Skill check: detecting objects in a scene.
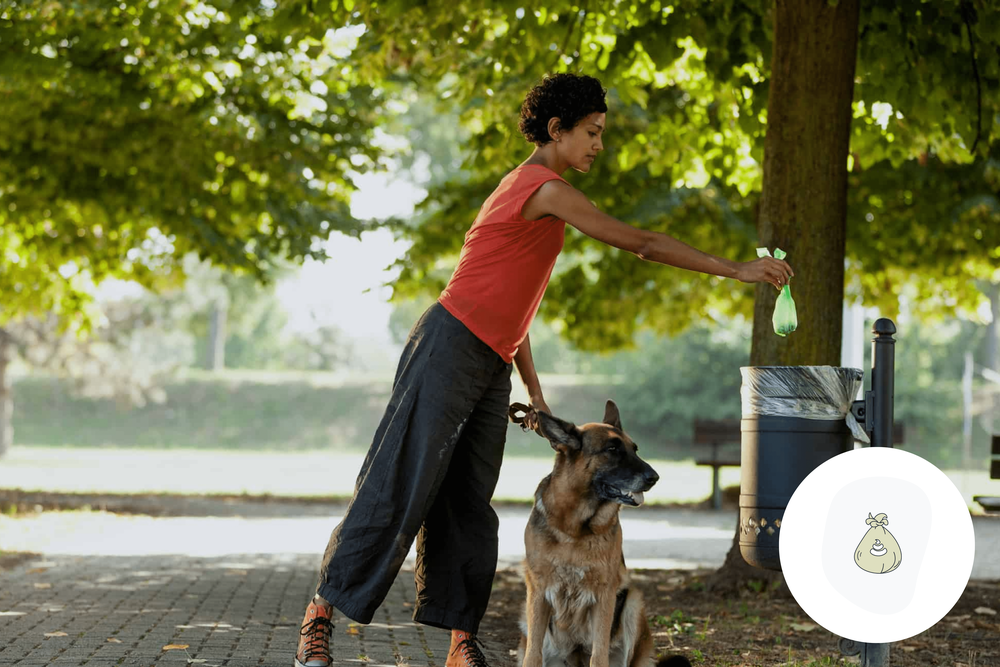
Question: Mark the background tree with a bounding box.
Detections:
[0,297,192,456]
[0,0,392,453]
[0,2,387,320]
[282,318,355,372]
[274,0,1000,345]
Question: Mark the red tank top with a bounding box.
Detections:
[438,164,568,363]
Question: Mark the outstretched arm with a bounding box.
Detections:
[523,180,794,289]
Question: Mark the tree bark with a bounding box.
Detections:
[708,0,860,594]
[0,330,13,459]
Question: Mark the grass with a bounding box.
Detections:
[10,370,670,458]
[13,371,393,452]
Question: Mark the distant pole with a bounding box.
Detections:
[841,301,865,392]
[963,351,974,471]
[0,331,12,458]
[988,284,999,436]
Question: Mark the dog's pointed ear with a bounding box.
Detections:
[603,400,623,431]
[537,412,582,453]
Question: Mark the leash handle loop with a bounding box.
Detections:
[508,402,531,430]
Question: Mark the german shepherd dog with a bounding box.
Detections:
[511,401,690,667]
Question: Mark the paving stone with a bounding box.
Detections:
[0,555,509,667]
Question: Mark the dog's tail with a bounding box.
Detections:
[656,656,692,667]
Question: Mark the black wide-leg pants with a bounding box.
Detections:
[317,302,512,634]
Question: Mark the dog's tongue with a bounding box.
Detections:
[629,491,644,506]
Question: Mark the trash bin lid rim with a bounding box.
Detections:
[740,415,854,433]
[740,365,864,372]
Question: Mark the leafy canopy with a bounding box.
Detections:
[295,0,1000,349]
[0,0,385,324]
[4,1,998,348]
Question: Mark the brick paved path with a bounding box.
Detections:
[0,554,510,667]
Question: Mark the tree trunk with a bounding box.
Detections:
[0,330,13,459]
[986,282,999,437]
[206,300,228,371]
[707,0,860,595]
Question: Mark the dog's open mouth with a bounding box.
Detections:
[597,483,645,506]
[624,491,644,506]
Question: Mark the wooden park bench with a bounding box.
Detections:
[973,435,1000,513]
[693,418,906,510]
[693,419,741,510]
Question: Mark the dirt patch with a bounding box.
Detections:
[0,489,356,518]
[478,568,1000,667]
[0,552,40,571]
[0,488,730,517]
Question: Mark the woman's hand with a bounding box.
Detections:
[735,257,795,290]
[523,396,551,433]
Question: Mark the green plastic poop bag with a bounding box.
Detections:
[757,247,798,336]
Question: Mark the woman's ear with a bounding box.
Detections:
[546,117,563,143]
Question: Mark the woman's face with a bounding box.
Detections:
[556,112,605,173]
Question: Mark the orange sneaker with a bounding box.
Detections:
[294,597,334,667]
[446,631,490,667]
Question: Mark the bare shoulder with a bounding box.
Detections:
[522,179,581,222]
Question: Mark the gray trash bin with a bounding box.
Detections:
[738,366,867,571]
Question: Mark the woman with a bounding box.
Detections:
[295,72,793,667]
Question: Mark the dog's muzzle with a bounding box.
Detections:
[596,467,659,507]
[596,483,647,507]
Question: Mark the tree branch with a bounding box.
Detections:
[959,0,982,154]
[552,3,587,70]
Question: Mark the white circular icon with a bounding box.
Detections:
[779,447,975,643]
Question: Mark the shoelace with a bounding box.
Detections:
[451,635,489,667]
[299,615,334,662]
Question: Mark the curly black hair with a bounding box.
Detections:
[518,73,608,145]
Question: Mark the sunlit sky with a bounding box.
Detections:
[93,169,427,349]
[274,170,425,345]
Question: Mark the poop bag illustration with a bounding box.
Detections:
[854,512,902,574]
